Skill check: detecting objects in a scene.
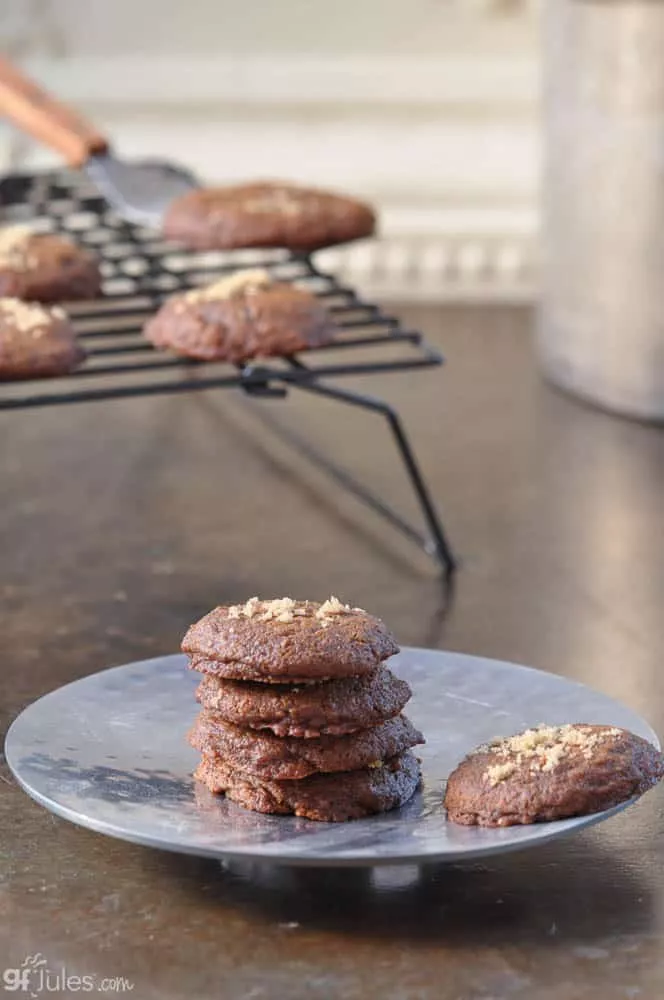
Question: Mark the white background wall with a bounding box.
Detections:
[0,0,540,301]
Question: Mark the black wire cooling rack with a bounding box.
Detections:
[0,166,455,574]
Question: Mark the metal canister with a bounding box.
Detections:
[538,0,664,421]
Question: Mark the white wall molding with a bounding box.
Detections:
[318,234,537,303]
[20,53,537,111]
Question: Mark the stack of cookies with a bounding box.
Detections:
[183,597,424,822]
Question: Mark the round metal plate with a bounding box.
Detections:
[5,649,659,867]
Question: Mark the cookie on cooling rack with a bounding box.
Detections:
[182,596,400,682]
[194,749,421,822]
[144,269,336,363]
[0,225,101,303]
[0,297,85,381]
[162,180,376,252]
[195,665,412,738]
[444,723,664,828]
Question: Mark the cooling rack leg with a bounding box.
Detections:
[291,381,456,577]
[382,402,457,576]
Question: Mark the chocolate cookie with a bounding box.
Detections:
[0,297,85,381]
[189,710,423,780]
[144,269,335,363]
[444,723,664,828]
[195,666,411,738]
[0,225,101,303]
[183,597,400,682]
[194,750,421,821]
[163,181,376,252]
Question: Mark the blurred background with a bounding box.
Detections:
[0,0,538,302]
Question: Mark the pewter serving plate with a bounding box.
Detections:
[5,649,659,867]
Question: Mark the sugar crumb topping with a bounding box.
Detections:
[316,596,350,619]
[0,296,65,334]
[482,724,624,784]
[185,269,272,303]
[243,189,302,216]
[486,761,516,786]
[226,595,364,626]
[0,224,34,267]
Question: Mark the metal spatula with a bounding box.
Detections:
[0,56,198,228]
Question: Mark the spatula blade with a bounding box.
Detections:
[85,154,198,230]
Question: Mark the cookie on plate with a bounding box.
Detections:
[194,749,421,822]
[163,181,376,252]
[182,596,400,682]
[0,225,101,303]
[0,297,85,381]
[195,665,411,738]
[444,723,664,828]
[189,710,423,781]
[144,269,336,363]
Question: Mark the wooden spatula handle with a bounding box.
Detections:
[0,57,108,167]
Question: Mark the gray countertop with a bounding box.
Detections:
[2,304,664,999]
